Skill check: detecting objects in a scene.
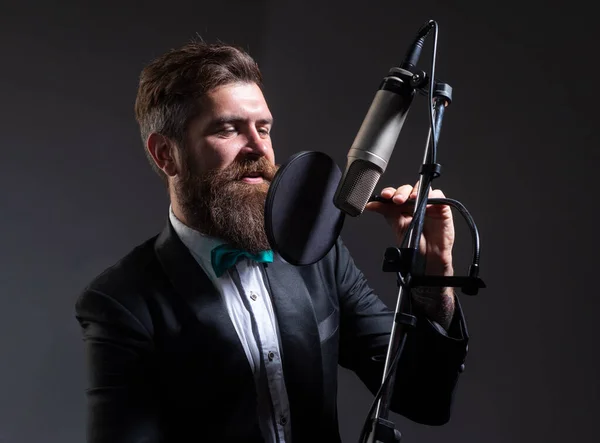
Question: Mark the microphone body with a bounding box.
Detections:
[333,72,416,216]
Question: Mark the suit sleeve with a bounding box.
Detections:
[75,288,162,443]
[334,239,468,425]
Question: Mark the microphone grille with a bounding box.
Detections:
[335,159,382,217]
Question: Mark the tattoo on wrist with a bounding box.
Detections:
[411,287,455,330]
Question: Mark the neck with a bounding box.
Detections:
[169,196,203,234]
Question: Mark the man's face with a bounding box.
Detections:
[172,82,279,253]
[184,81,276,175]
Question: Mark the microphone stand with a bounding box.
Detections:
[364,80,484,442]
[363,82,451,443]
[358,20,485,443]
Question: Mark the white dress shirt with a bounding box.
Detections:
[169,207,292,443]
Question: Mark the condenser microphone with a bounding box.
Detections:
[332,73,415,216]
[333,22,433,217]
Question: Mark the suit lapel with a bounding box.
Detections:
[155,220,324,437]
[153,221,255,386]
[263,256,324,439]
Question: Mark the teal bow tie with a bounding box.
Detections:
[211,244,274,278]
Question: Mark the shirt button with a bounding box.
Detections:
[249,291,258,301]
[268,351,276,361]
[279,415,287,425]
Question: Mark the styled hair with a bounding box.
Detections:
[134,41,263,181]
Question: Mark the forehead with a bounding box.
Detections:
[202,82,271,118]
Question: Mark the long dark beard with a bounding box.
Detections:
[174,155,278,254]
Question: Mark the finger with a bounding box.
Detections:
[429,188,446,198]
[427,189,448,209]
[378,187,398,199]
[364,200,412,219]
[391,184,414,204]
[425,188,444,209]
[409,180,421,200]
[425,188,453,218]
[364,200,386,213]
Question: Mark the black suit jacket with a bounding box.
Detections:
[75,220,469,442]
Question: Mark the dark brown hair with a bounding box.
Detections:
[134,41,263,181]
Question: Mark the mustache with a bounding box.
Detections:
[217,157,279,182]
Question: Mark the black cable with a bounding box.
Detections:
[398,197,481,267]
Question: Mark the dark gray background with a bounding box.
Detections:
[1,0,598,442]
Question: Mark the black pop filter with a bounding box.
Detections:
[265,151,345,265]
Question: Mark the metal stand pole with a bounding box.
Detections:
[364,86,452,443]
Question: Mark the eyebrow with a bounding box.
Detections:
[212,116,274,126]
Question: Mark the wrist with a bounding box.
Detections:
[412,286,455,330]
[426,259,454,277]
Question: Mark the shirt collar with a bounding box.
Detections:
[168,205,225,283]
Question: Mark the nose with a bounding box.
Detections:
[242,128,267,157]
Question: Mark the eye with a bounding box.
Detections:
[217,126,237,137]
[258,127,271,136]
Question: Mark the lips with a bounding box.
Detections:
[240,172,264,183]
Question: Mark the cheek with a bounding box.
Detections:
[211,151,236,170]
[198,141,239,171]
[265,141,276,163]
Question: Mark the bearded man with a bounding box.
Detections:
[75,41,469,443]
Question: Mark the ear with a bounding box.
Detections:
[147,133,178,177]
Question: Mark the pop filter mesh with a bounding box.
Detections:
[264,151,345,266]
